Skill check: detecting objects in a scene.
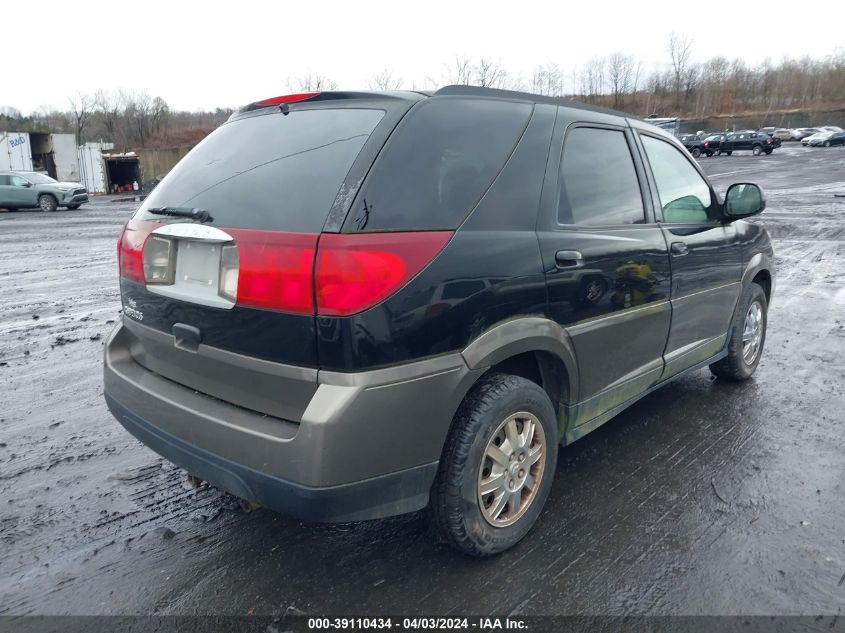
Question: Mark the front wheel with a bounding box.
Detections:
[710,283,767,381]
[432,373,558,557]
[39,195,58,212]
[765,148,773,155]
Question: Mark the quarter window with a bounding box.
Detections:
[558,127,645,226]
[641,135,716,224]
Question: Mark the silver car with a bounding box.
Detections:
[0,171,88,211]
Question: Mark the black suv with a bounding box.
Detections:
[722,131,776,155]
[678,133,705,158]
[104,86,774,556]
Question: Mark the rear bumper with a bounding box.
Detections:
[103,322,482,522]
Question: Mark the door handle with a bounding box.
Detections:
[555,250,584,268]
[670,242,689,256]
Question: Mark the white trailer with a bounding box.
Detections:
[0,132,34,171]
[51,134,81,182]
[77,144,107,194]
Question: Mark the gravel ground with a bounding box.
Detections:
[0,143,843,616]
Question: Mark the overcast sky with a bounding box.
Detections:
[4,0,843,113]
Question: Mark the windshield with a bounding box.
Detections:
[136,108,385,232]
[24,173,57,184]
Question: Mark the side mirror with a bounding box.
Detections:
[724,182,765,219]
[20,181,32,187]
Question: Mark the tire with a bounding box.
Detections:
[824,141,831,147]
[38,195,58,212]
[710,283,767,382]
[716,150,722,156]
[725,151,732,156]
[432,373,558,557]
[705,151,713,157]
[691,147,701,158]
[765,148,773,155]
[67,204,80,210]
[752,145,762,156]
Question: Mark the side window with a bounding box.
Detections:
[641,135,716,224]
[558,127,645,226]
[9,175,27,186]
[347,98,532,232]
[0,176,10,186]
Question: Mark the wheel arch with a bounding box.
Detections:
[460,317,579,414]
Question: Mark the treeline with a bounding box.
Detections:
[2,41,843,150]
[0,90,233,150]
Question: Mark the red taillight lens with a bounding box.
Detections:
[704,141,709,148]
[226,229,318,314]
[315,232,452,317]
[254,92,319,106]
[118,219,155,284]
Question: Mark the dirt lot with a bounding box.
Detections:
[1,143,844,617]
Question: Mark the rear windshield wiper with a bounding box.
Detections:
[147,206,213,223]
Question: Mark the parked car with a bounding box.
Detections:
[802,131,834,146]
[0,171,88,211]
[808,131,845,147]
[702,133,727,156]
[820,125,844,133]
[792,127,820,140]
[679,133,705,157]
[757,126,776,136]
[103,86,774,556]
[770,128,794,141]
[722,132,775,155]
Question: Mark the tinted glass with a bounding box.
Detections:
[558,127,645,226]
[641,135,716,224]
[9,175,28,186]
[345,98,532,231]
[0,176,10,186]
[135,108,384,231]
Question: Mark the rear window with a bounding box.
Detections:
[344,98,532,232]
[136,108,384,231]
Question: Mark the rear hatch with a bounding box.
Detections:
[117,93,417,421]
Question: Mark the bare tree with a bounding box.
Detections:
[607,52,636,108]
[530,64,563,97]
[94,90,123,144]
[287,73,338,92]
[579,57,606,104]
[474,58,508,88]
[369,68,402,90]
[68,92,95,143]
[669,32,693,109]
[447,56,473,85]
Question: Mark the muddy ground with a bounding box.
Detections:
[1,143,843,617]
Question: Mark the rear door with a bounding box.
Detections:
[634,129,743,378]
[117,98,410,421]
[4,174,36,207]
[537,118,672,427]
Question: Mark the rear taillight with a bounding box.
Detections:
[117,220,155,284]
[226,229,319,314]
[118,221,451,317]
[704,141,709,148]
[315,232,452,316]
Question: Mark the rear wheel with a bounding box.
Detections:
[710,283,767,381]
[691,147,701,158]
[752,145,762,156]
[824,141,831,147]
[38,195,57,212]
[432,373,558,557]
